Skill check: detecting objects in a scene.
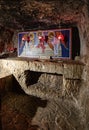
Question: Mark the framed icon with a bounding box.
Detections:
[18,28,72,59]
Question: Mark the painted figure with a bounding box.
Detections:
[58,32,69,57]
[37,32,46,53]
[51,32,61,56]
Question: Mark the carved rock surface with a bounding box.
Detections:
[0,0,89,130]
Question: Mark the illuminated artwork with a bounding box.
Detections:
[18,28,72,59]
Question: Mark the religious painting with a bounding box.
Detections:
[18,28,72,59]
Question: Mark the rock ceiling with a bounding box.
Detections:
[0,0,87,30]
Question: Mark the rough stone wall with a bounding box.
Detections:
[0,59,85,130]
[77,2,89,130]
[0,73,86,130]
[0,0,89,130]
[0,0,83,29]
[0,0,88,51]
[0,75,47,130]
[0,27,14,52]
[0,59,84,99]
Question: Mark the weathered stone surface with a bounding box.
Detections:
[0,0,89,130]
[63,64,84,79]
[62,78,81,97]
[0,58,84,99]
[0,0,84,30]
[0,58,85,130]
[0,58,84,78]
[32,99,86,130]
[0,79,87,130]
[0,0,88,59]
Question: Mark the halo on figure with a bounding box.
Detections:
[48,31,55,50]
[48,31,55,39]
[29,32,34,41]
[37,31,43,37]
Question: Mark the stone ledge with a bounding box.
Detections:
[0,58,84,79]
[0,58,85,99]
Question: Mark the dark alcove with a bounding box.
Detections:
[72,27,80,60]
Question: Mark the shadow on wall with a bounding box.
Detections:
[24,70,42,86]
[12,76,48,116]
[72,27,80,60]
